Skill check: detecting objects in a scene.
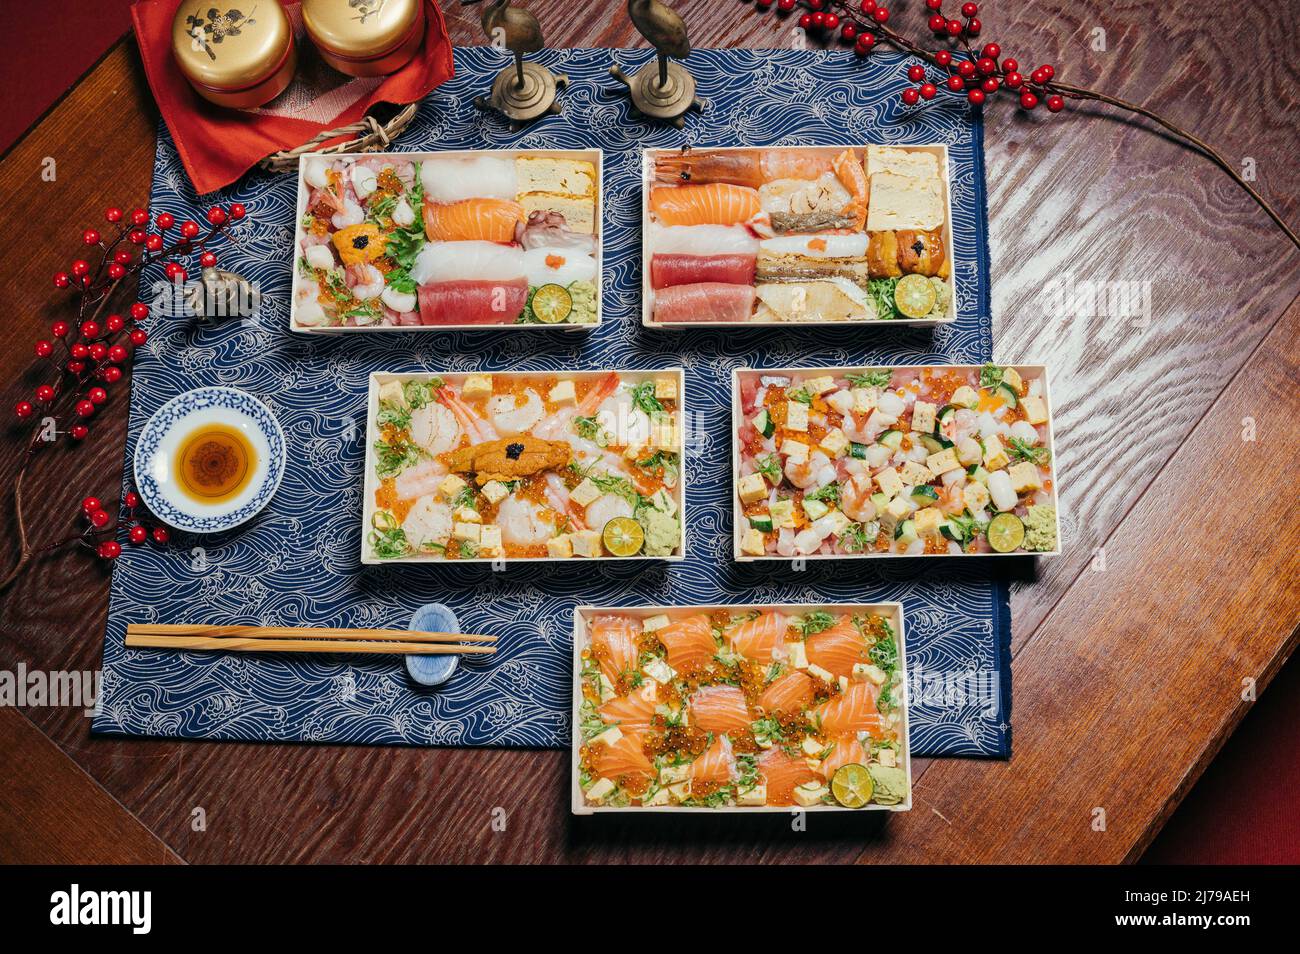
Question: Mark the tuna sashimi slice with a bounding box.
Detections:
[417,278,528,325]
[653,282,755,324]
[650,253,757,290]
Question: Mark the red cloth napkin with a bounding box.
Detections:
[131,0,454,195]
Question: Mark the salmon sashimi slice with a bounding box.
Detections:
[689,734,736,785]
[757,747,820,806]
[655,613,717,673]
[589,614,641,687]
[650,183,762,227]
[758,670,816,714]
[599,691,658,731]
[728,611,789,663]
[815,681,882,737]
[820,735,868,780]
[653,282,755,323]
[594,731,654,779]
[805,619,870,679]
[423,198,524,243]
[689,685,752,734]
[649,253,756,289]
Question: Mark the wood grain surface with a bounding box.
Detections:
[0,2,1297,864]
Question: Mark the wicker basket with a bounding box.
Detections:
[258,103,420,175]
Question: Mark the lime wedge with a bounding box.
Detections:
[987,512,1025,553]
[831,763,874,808]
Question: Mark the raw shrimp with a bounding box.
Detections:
[653,148,836,187]
[545,472,587,532]
[785,450,835,490]
[346,263,384,300]
[841,474,878,522]
[409,402,461,456]
[394,458,447,502]
[436,388,497,444]
[533,373,620,441]
[489,389,544,436]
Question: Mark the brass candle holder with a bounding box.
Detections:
[609,0,702,128]
[465,0,567,126]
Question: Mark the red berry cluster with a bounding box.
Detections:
[18,202,250,432]
[903,1,1063,110]
[79,490,169,562]
[777,0,891,56]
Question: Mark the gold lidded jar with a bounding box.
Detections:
[171,2,297,109]
[302,0,426,78]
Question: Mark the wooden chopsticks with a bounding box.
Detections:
[125,624,497,656]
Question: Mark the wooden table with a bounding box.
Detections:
[1,2,1296,865]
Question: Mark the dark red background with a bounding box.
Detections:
[2,0,1294,866]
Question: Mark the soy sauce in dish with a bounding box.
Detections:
[174,424,256,503]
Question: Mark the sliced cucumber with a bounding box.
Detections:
[919,433,953,454]
[894,519,918,544]
[752,409,774,438]
[870,492,889,511]
[849,441,868,460]
[995,382,1018,408]
[910,485,940,506]
[970,466,991,486]
[936,405,956,429]
[878,429,903,451]
[940,519,966,542]
[749,513,774,533]
[802,498,830,521]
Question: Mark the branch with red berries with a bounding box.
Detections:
[2,202,251,591]
[751,0,1299,249]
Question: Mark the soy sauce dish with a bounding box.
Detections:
[134,387,286,533]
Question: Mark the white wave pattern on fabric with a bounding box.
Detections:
[97,48,1004,756]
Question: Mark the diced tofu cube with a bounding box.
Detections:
[854,662,888,685]
[585,777,616,803]
[643,787,671,807]
[643,657,675,683]
[1020,395,1049,425]
[741,528,766,556]
[875,466,904,499]
[819,428,849,458]
[802,736,826,757]
[807,663,834,683]
[452,522,480,544]
[480,480,510,505]
[377,380,405,406]
[911,400,937,434]
[926,447,961,476]
[462,375,493,400]
[950,385,979,409]
[963,481,991,512]
[793,783,828,808]
[824,509,850,537]
[548,380,576,405]
[594,673,615,703]
[650,417,678,451]
[438,474,468,499]
[571,530,602,557]
[478,525,502,555]
[901,461,933,486]
[570,478,602,507]
[804,375,836,396]
[787,641,809,669]
[782,439,809,465]
[785,400,809,432]
[636,681,658,704]
[667,781,691,803]
[660,764,690,785]
[738,784,768,807]
[852,388,878,413]
[983,434,1010,471]
[642,614,670,633]
[771,499,796,529]
[913,506,944,536]
[838,675,850,693]
[879,748,897,768]
[654,376,678,401]
[454,506,481,524]
[738,473,768,504]
[1002,367,1023,393]
[591,725,623,748]
[546,534,573,559]
[1008,461,1042,493]
[879,496,912,532]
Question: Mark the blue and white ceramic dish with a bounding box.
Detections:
[133,387,286,533]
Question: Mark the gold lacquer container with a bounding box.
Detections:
[302,0,425,78]
[172,2,297,109]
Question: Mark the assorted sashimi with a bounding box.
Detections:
[365,372,683,561]
[294,150,601,329]
[735,365,1059,558]
[577,606,909,810]
[645,145,953,324]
